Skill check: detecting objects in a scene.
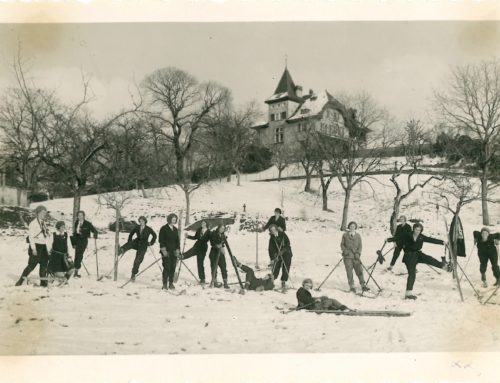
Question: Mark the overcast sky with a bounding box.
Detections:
[0,22,498,125]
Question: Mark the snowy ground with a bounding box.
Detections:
[0,166,499,355]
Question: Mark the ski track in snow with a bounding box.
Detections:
[0,172,499,354]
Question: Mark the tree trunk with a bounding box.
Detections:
[236,169,241,186]
[278,168,282,182]
[480,172,490,225]
[113,207,121,281]
[304,170,312,192]
[72,185,82,224]
[391,197,402,235]
[340,188,352,231]
[322,184,328,211]
[184,189,191,225]
[140,182,147,198]
[226,174,232,182]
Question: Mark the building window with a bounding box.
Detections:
[275,127,284,144]
[301,108,310,114]
[270,114,276,121]
[280,111,287,120]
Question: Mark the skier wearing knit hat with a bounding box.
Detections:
[473,227,500,288]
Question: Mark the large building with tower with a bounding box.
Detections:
[252,67,348,149]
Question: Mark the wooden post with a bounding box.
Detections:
[445,217,464,302]
[255,213,260,269]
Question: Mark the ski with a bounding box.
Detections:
[339,289,378,299]
[307,309,412,317]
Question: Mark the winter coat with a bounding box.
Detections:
[188,227,211,252]
[209,230,226,258]
[127,225,157,250]
[341,232,362,259]
[388,223,412,247]
[473,231,500,258]
[159,224,180,254]
[449,215,466,257]
[263,215,286,232]
[400,233,444,263]
[296,287,316,310]
[73,219,98,241]
[269,232,292,259]
[49,232,74,273]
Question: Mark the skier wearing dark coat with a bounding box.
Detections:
[182,220,211,284]
[387,215,412,269]
[119,216,157,281]
[296,279,348,311]
[393,223,449,300]
[48,221,75,280]
[208,225,229,289]
[15,205,51,287]
[269,224,293,289]
[71,211,98,278]
[159,214,180,290]
[263,208,286,263]
[473,227,500,287]
[232,257,274,291]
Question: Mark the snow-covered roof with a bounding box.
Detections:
[287,90,330,122]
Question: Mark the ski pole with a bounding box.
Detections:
[81,260,90,276]
[98,251,127,281]
[148,246,163,273]
[458,245,475,283]
[271,236,294,288]
[316,258,343,291]
[483,285,500,305]
[361,261,382,292]
[120,257,162,288]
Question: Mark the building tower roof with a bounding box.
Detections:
[265,67,304,104]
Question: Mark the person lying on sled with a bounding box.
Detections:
[296,278,349,311]
[232,256,275,291]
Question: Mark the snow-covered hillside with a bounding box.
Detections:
[0,166,499,354]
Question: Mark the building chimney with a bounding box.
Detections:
[295,85,303,97]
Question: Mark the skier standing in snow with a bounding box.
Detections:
[15,205,51,287]
[296,278,349,311]
[263,208,286,264]
[71,210,98,278]
[269,224,293,290]
[159,213,180,290]
[182,220,211,284]
[48,221,75,281]
[341,221,369,293]
[119,216,157,282]
[396,223,449,300]
[209,224,229,289]
[473,227,500,287]
[387,215,412,270]
[232,256,275,291]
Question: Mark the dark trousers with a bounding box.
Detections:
[21,244,50,287]
[272,251,292,282]
[404,251,442,291]
[162,252,178,286]
[120,241,147,276]
[479,251,500,279]
[183,245,207,281]
[390,245,403,266]
[209,248,228,280]
[74,238,88,270]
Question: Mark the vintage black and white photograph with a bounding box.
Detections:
[0,8,499,371]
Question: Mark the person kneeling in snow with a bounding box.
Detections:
[296,279,349,311]
[48,221,75,281]
[232,256,274,291]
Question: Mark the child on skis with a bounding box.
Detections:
[159,213,180,290]
[119,216,157,282]
[473,227,500,287]
[296,278,349,311]
[209,224,229,289]
[232,256,275,291]
[269,224,293,290]
[182,220,211,284]
[15,205,51,287]
[48,221,75,282]
[341,221,369,293]
[387,215,412,270]
[396,223,449,300]
[71,210,98,279]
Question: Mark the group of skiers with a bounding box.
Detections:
[13,205,500,307]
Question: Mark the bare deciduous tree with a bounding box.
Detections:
[435,58,500,225]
